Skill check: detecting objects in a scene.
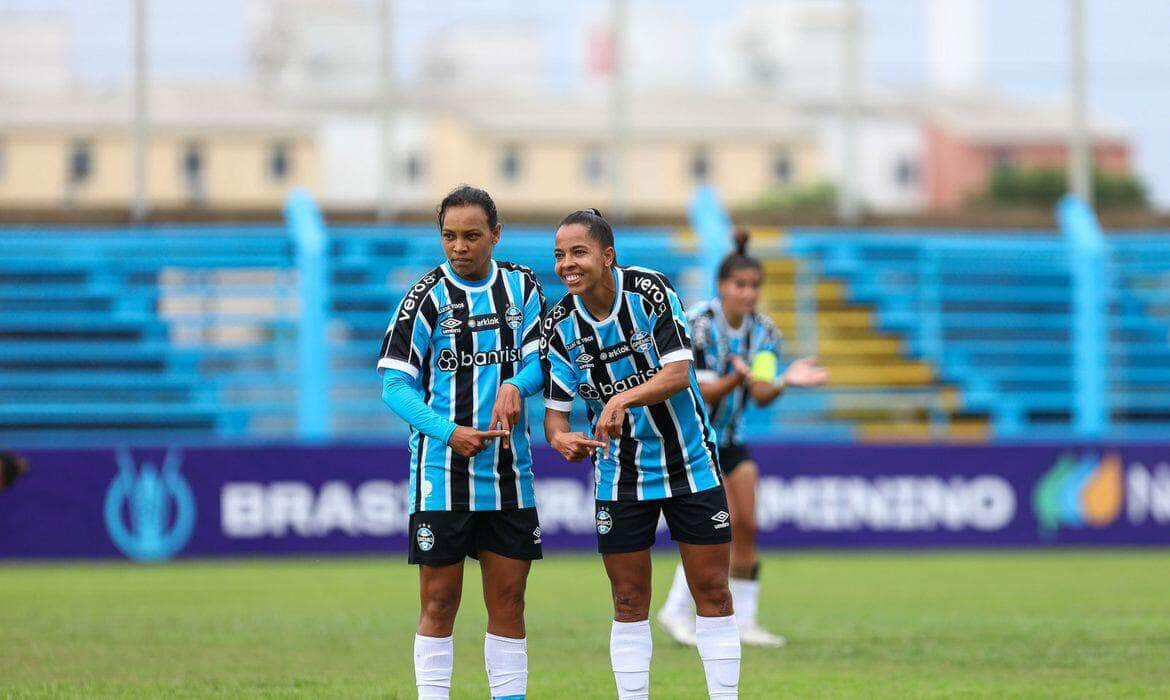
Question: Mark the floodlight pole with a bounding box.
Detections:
[1068,0,1092,204]
[131,0,149,223]
[609,0,630,223]
[838,0,861,225]
[377,0,397,221]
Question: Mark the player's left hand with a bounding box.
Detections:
[593,396,628,458]
[782,356,829,387]
[489,382,522,450]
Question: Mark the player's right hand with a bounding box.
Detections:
[448,426,510,458]
[552,432,606,462]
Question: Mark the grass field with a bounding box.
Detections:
[3,551,1170,698]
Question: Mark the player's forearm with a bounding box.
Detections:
[543,408,572,444]
[504,353,544,398]
[698,373,742,404]
[748,379,784,406]
[382,370,458,444]
[614,360,691,409]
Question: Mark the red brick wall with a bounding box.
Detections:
[925,125,1132,210]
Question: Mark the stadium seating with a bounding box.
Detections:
[1,223,1167,445]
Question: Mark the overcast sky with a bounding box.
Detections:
[4,0,1169,209]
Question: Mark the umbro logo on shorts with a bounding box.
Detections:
[711,511,731,529]
[533,527,542,544]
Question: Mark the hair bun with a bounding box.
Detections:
[733,226,751,255]
[587,207,603,217]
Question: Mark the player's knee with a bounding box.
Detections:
[488,582,527,620]
[611,583,650,621]
[691,576,733,616]
[421,589,461,626]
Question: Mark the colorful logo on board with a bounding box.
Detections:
[1032,452,1123,536]
[104,449,196,561]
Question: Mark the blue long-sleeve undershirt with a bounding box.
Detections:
[380,369,458,445]
[503,350,543,398]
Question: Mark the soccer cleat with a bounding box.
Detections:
[654,608,698,646]
[737,622,787,648]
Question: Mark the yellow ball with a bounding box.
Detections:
[751,351,778,382]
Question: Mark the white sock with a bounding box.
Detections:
[662,563,694,618]
[696,615,741,700]
[729,577,759,628]
[414,634,454,700]
[610,619,652,700]
[484,633,528,699]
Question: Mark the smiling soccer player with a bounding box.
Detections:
[542,209,741,700]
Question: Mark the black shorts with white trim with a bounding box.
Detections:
[594,486,732,554]
[408,508,543,566]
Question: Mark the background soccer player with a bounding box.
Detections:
[657,228,829,648]
[378,185,546,700]
[542,208,741,700]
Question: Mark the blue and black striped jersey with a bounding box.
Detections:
[689,298,782,447]
[378,259,544,513]
[542,265,721,502]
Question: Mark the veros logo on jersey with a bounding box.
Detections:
[397,272,439,323]
[505,304,524,330]
[596,509,613,535]
[630,330,653,353]
[576,352,595,370]
[416,525,435,551]
[439,316,462,336]
[631,276,668,313]
[437,347,523,372]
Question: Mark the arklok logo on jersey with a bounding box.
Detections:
[505,304,524,330]
[103,449,196,561]
[596,509,613,535]
[416,525,435,551]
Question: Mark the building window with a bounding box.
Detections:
[68,140,92,184]
[690,146,711,181]
[500,144,522,182]
[772,149,793,184]
[582,144,606,184]
[894,156,919,189]
[181,141,205,203]
[404,152,425,184]
[267,141,291,181]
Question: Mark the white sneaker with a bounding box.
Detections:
[655,608,697,646]
[738,623,787,648]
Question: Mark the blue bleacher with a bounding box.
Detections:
[2,220,1168,445]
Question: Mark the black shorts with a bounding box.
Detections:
[595,487,732,554]
[718,442,753,477]
[408,508,543,566]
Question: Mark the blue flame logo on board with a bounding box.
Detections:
[103,449,196,561]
